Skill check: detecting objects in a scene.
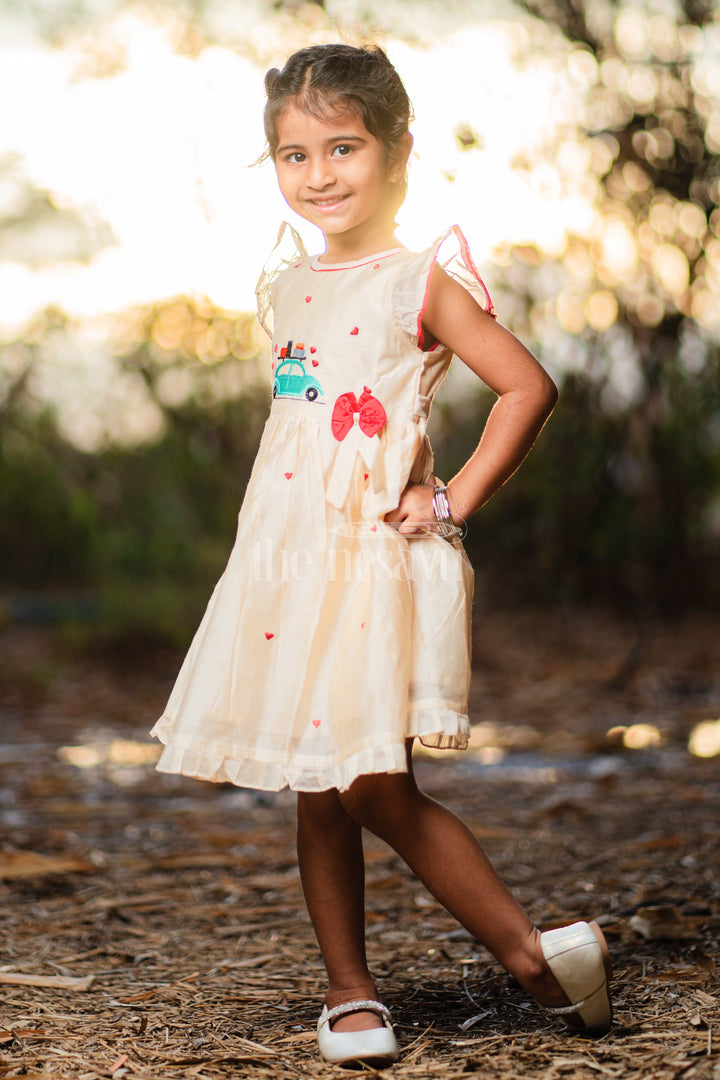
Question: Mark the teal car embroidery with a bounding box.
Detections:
[273,340,324,402]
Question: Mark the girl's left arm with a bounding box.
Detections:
[386,265,558,532]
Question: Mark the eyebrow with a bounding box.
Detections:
[276,135,366,154]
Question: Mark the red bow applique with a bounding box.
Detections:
[331,387,386,442]
[326,388,387,509]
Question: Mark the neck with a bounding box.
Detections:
[318,218,401,265]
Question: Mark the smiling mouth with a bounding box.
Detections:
[308,195,349,210]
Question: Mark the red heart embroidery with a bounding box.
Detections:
[373,263,380,269]
[284,472,293,479]
[311,359,319,367]
[371,525,377,532]
[264,632,274,640]
[310,346,317,353]
[305,296,312,303]
[312,719,321,728]
[350,326,359,335]
[363,473,369,480]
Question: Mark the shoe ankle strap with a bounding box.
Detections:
[321,1000,392,1028]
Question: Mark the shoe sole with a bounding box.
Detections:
[587,920,613,1030]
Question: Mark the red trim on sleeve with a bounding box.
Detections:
[451,225,496,318]
[417,226,496,351]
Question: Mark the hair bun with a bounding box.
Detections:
[265,68,282,94]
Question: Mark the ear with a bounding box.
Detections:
[389,132,413,179]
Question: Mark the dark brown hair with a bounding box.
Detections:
[263,43,413,195]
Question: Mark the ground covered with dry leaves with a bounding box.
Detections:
[1,609,719,1080]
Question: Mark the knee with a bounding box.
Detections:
[338,773,418,834]
[297,789,344,830]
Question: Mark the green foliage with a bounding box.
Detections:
[0,355,268,644]
[84,388,268,586]
[2,335,718,636]
[440,0,720,612]
[2,0,719,634]
[0,405,98,585]
[430,349,720,612]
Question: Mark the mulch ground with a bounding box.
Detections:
[0,609,719,1079]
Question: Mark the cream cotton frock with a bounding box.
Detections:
[151,224,494,792]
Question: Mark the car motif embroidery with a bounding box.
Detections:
[272,340,324,402]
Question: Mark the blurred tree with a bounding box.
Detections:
[0,297,267,645]
[486,0,720,611]
[2,0,719,637]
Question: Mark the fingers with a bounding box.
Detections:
[384,509,427,534]
[384,482,436,534]
[396,520,428,536]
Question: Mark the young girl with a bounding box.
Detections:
[151,43,612,1067]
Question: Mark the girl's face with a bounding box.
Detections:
[273,101,398,257]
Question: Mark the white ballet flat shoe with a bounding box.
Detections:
[317,999,399,1067]
[540,920,613,1034]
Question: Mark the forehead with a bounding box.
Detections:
[275,100,375,145]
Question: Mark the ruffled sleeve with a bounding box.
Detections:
[254,222,309,338]
[392,225,495,350]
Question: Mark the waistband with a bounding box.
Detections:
[269,397,429,424]
[270,396,330,417]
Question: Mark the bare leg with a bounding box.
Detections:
[337,743,570,1008]
[296,789,383,1032]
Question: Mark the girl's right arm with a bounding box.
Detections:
[425,264,558,523]
[386,265,557,534]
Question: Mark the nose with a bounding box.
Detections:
[306,155,335,191]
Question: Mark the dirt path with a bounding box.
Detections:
[1,612,718,1078]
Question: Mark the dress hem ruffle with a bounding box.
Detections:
[150,708,469,793]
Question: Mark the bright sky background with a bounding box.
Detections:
[0,5,595,334]
[11,2,718,450]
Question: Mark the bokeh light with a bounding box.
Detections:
[688,719,720,759]
[607,724,663,750]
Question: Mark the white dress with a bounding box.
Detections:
[151,224,494,792]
